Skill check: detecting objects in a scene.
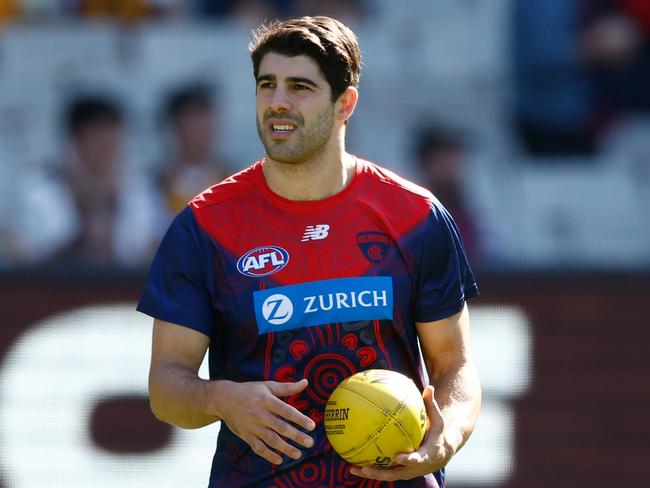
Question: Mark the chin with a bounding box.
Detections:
[265,146,304,165]
[264,139,324,166]
[267,154,305,165]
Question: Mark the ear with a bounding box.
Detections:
[335,86,358,122]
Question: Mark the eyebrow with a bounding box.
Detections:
[256,74,320,88]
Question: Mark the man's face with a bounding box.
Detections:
[255,52,335,164]
[75,121,122,172]
[174,105,216,157]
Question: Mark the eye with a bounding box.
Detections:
[258,81,275,90]
[292,83,312,91]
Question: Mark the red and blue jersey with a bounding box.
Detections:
[137,158,478,488]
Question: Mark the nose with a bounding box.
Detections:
[270,85,291,112]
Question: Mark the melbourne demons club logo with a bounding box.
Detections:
[356,232,392,264]
[236,246,290,277]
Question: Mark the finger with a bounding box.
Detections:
[266,414,314,449]
[423,385,444,435]
[267,378,309,398]
[259,428,303,461]
[248,435,283,465]
[267,396,316,431]
[394,450,426,466]
[349,465,407,481]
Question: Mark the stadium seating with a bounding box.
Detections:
[0,0,649,269]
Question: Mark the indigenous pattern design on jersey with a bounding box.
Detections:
[138,158,478,488]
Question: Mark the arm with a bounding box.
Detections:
[148,318,216,428]
[351,303,481,480]
[149,319,316,463]
[417,303,482,459]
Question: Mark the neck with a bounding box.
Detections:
[262,139,355,201]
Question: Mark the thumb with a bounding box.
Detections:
[423,385,444,435]
[267,378,309,398]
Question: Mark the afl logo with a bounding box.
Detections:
[237,246,290,277]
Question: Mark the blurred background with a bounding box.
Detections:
[0,0,648,487]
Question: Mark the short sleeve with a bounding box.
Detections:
[412,200,479,323]
[137,206,216,336]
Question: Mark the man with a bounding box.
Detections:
[10,94,163,269]
[139,16,481,487]
[413,125,483,264]
[155,82,229,218]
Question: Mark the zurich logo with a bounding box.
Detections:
[253,277,393,334]
[237,246,290,277]
[262,294,294,325]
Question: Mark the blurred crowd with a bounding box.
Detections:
[0,1,373,272]
[0,0,369,26]
[513,0,650,156]
[1,84,487,273]
[1,0,649,273]
[4,83,228,270]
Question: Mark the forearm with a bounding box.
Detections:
[431,359,482,455]
[149,361,230,429]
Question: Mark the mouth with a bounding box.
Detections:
[267,119,298,139]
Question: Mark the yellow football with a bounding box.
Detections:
[324,369,427,467]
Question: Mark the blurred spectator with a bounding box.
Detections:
[413,126,484,264]
[1,0,371,25]
[7,94,165,270]
[586,0,650,114]
[0,0,189,24]
[293,0,369,26]
[513,0,601,156]
[196,0,294,25]
[512,0,650,157]
[74,0,186,22]
[155,82,229,218]
[0,0,68,23]
[194,0,370,26]
[0,0,20,23]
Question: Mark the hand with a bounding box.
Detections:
[349,385,452,481]
[216,378,316,465]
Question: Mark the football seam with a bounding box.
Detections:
[335,386,409,459]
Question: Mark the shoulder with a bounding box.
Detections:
[355,159,459,244]
[189,161,261,211]
[356,158,439,216]
[358,158,434,203]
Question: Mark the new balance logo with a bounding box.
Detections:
[301,224,330,242]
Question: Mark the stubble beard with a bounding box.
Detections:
[257,105,335,166]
